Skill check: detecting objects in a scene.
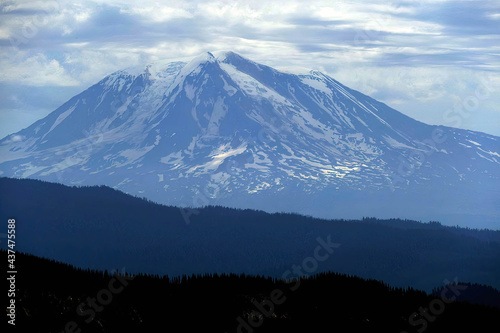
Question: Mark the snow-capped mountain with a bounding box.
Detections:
[1,51,499,228]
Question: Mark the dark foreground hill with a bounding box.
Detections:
[1,177,500,292]
[4,251,499,333]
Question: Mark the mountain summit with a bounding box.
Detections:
[1,52,499,227]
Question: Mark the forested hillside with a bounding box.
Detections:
[5,251,500,333]
[1,177,499,292]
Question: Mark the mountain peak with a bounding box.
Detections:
[177,51,218,76]
[1,52,499,228]
[189,51,216,64]
[213,50,242,61]
[196,51,216,61]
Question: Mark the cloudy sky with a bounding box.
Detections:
[1,0,499,137]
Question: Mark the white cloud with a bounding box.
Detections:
[124,6,193,22]
[0,52,79,86]
[0,0,498,135]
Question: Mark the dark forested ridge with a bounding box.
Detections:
[4,250,500,333]
[1,177,500,293]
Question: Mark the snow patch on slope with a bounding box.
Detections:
[45,105,77,136]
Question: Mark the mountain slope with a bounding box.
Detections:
[0,51,499,227]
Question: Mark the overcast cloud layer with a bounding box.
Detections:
[0,0,499,137]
